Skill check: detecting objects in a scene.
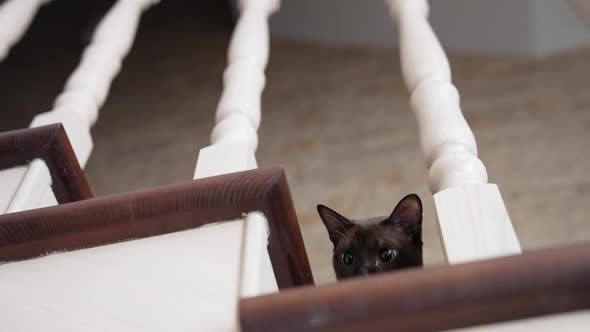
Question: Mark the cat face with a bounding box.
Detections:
[317,194,423,280]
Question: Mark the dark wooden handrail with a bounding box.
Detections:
[0,123,92,203]
[0,167,314,289]
[240,244,590,332]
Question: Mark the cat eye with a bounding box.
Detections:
[341,251,355,265]
[379,248,397,263]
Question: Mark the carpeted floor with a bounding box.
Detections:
[2,2,589,284]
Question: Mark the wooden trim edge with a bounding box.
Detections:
[0,167,313,289]
[0,123,92,203]
[240,244,590,331]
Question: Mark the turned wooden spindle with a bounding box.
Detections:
[388,0,486,193]
[386,0,521,263]
[194,0,280,179]
[0,0,51,61]
[4,0,159,214]
[31,0,160,165]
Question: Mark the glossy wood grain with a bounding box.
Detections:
[0,123,92,203]
[240,244,590,331]
[0,167,314,289]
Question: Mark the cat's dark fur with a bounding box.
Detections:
[317,194,423,280]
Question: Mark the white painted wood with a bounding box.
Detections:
[568,0,590,29]
[38,179,58,209]
[31,0,159,166]
[435,184,521,263]
[0,0,51,61]
[386,0,485,193]
[194,143,258,179]
[0,166,27,213]
[239,212,278,298]
[386,0,521,264]
[448,309,590,331]
[4,0,159,215]
[0,219,246,332]
[5,159,53,214]
[194,0,279,179]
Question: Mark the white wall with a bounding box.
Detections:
[269,0,395,47]
[267,0,590,57]
[427,0,533,56]
[532,0,590,56]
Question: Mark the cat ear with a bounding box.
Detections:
[317,204,352,245]
[385,194,423,236]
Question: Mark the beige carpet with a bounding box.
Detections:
[2,16,589,285]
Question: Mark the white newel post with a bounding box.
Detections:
[0,0,51,61]
[3,0,159,214]
[193,0,279,179]
[386,0,522,264]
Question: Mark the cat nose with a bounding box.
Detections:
[359,265,378,276]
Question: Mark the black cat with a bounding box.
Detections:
[318,194,423,280]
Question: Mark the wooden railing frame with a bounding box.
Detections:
[0,124,92,205]
[0,167,314,289]
[240,244,590,332]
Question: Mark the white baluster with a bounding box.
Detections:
[5,0,159,214]
[31,0,160,165]
[194,0,280,179]
[386,0,521,264]
[0,0,51,61]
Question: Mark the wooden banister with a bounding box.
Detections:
[0,124,92,209]
[240,244,590,332]
[386,0,521,263]
[0,167,313,289]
